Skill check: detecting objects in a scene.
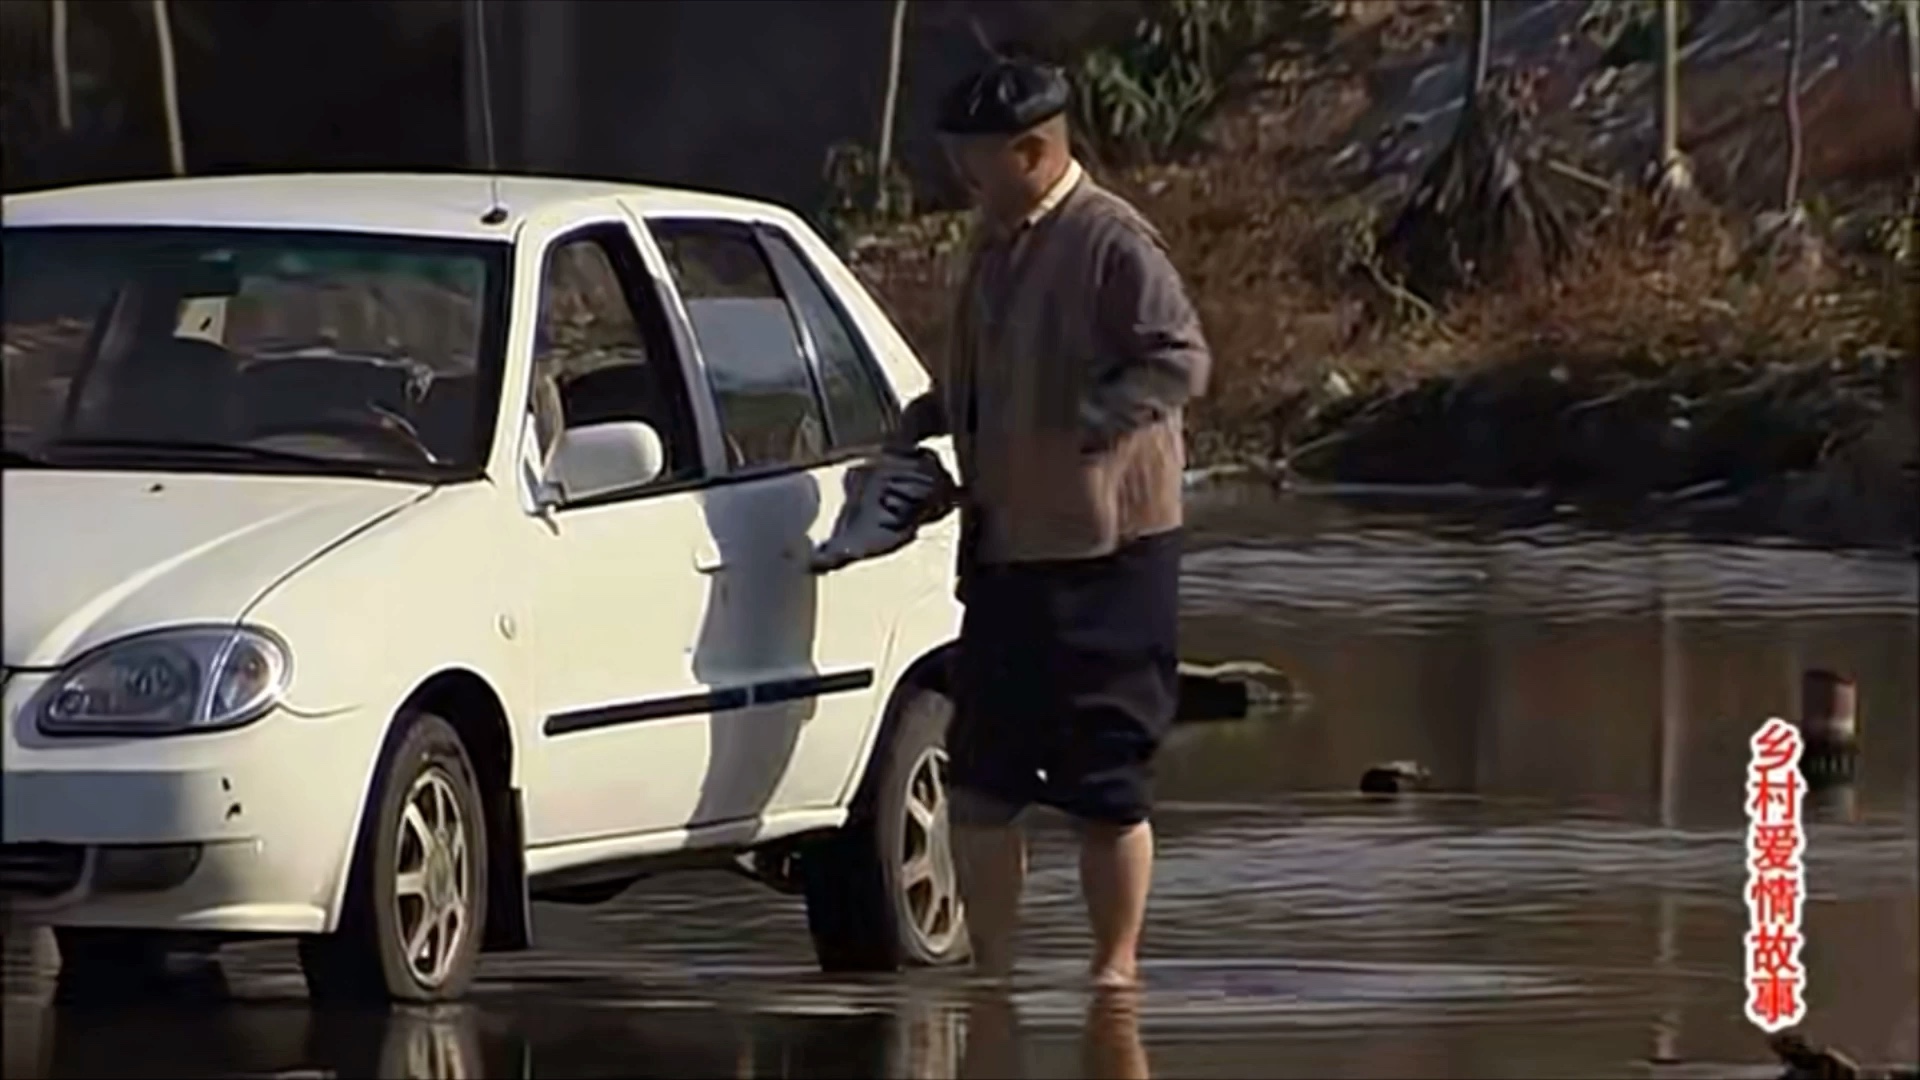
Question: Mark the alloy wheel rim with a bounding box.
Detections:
[393,768,470,988]
[900,746,962,956]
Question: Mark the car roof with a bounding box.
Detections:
[0,173,786,241]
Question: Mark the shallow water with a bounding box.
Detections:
[6,488,1916,1079]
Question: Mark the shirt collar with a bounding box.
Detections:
[983,159,1084,244]
[1022,158,1083,230]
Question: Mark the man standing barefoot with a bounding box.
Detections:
[892,58,1211,988]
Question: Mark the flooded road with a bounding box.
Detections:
[6,488,1916,1079]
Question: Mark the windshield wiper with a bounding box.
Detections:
[50,437,350,468]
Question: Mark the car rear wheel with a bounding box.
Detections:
[300,712,488,1004]
[800,683,969,971]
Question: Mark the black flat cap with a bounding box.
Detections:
[936,59,1070,137]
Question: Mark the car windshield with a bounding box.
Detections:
[2,226,509,480]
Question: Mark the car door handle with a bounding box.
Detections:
[694,540,727,575]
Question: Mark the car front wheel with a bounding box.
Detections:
[300,712,488,1004]
[800,683,969,971]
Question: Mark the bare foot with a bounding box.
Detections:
[1088,965,1141,991]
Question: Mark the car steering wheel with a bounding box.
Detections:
[253,405,439,463]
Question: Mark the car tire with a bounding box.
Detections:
[300,712,489,1004]
[800,683,970,972]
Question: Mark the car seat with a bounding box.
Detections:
[83,337,241,442]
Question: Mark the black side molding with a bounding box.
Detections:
[752,668,874,706]
[542,668,876,738]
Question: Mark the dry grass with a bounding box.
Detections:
[843,0,1911,479]
[849,122,1908,470]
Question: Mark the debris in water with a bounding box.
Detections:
[1176,660,1294,723]
[1359,760,1430,795]
[1798,670,1860,787]
[1769,1031,1919,1080]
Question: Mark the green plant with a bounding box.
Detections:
[1862,205,1916,263]
[818,141,915,249]
[1070,0,1289,165]
[1579,0,1661,66]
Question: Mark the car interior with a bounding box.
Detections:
[86,334,244,443]
[57,256,490,465]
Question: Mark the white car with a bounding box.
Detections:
[1,174,969,1002]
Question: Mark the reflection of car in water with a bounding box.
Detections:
[9,995,963,1080]
[0,175,969,1004]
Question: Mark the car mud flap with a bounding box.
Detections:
[484,788,532,951]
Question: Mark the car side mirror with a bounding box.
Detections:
[544,421,666,506]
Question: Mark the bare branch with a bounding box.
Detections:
[1783,0,1805,210]
[877,0,909,216]
[152,0,185,176]
[1466,0,1491,98]
[51,0,72,132]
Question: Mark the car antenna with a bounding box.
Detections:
[470,0,509,226]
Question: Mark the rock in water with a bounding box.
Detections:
[1175,660,1295,722]
[1359,760,1430,795]
[1770,1033,1855,1078]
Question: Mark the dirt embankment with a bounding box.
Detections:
[847,0,1917,545]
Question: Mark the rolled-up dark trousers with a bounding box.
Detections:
[947,527,1182,826]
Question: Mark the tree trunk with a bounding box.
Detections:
[1905,1,1919,279]
[876,0,909,216]
[51,0,72,132]
[462,0,489,170]
[1658,0,1680,162]
[1782,0,1804,210]
[1655,0,1691,195]
[151,0,184,176]
[1466,0,1491,99]
[1905,0,1919,120]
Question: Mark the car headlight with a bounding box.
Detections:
[36,625,291,736]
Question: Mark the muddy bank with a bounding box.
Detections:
[1307,349,1904,469]
[1182,349,1918,549]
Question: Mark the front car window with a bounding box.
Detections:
[529,229,703,489]
[2,226,509,481]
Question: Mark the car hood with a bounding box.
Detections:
[2,469,429,668]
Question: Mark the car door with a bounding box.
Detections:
[516,212,724,847]
[750,222,941,804]
[647,217,905,824]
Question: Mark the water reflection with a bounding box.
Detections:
[3,977,1168,1080]
[4,491,1915,1078]
[959,990,1026,1080]
[1080,992,1149,1080]
[954,989,1152,1080]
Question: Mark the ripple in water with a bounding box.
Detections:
[1182,508,1918,632]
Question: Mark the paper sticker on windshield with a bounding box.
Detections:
[174,297,228,345]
